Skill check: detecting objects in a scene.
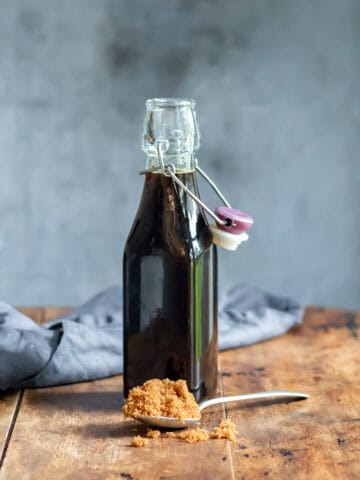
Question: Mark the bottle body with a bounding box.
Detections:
[123,171,218,401]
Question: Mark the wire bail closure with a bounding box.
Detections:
[139,140,231,226]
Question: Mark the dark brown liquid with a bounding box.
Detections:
[123,171,218,401]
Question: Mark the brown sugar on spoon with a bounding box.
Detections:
[123,378,200,420]
[124,378,238,446]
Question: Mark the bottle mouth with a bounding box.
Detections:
[146,98,195,110]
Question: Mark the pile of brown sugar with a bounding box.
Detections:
[123,378,200,420]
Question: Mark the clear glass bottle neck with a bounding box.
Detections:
[142,98,200,174]
[146,153,196,173]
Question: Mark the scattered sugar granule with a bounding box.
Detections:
[131,435,149,447]
[165,428,210,443]
[210,419,237,442]
[146,428,161,438]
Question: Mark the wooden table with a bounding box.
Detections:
[0,307,359,479]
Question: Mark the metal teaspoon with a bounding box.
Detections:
[133,390,309,429]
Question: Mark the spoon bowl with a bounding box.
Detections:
[132,390,309,429]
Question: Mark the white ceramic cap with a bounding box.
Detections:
[209,224,249,251]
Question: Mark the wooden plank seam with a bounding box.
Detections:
[0,390,24,470]
[219,357,236,480]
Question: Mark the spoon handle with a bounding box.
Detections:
[198,390,309,412]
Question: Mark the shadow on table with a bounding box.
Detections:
[65,421,148,439]
[25,390,125,412]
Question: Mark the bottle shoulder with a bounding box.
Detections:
[124,172,213,259]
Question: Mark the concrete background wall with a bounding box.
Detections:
[1,0,359,308]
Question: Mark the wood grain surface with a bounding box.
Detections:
[221,307,360,480]
[0,308,44,467]
[0,393,21,469]
[0,306,359,479]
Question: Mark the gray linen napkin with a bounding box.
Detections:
[0,285,303,391]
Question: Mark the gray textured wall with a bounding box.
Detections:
[1,0,359,308]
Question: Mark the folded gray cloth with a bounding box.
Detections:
[0,285,303,391]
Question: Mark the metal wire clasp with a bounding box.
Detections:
[139,141,232,226]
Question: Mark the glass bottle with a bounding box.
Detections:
[123,98,218,402]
